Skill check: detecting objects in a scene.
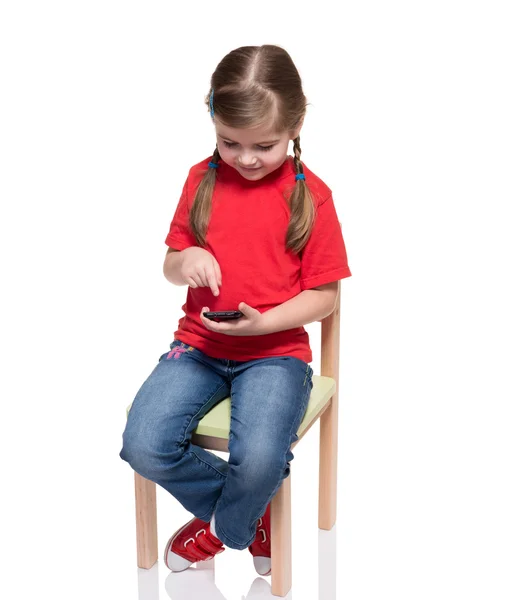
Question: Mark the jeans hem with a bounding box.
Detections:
[214,521,256,551]
[195,496,222,524]
[196,508,213,523]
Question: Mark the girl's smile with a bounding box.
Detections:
[239,165,263,173]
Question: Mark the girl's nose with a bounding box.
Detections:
[239,153,257,167]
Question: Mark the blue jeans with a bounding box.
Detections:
[119,339,313,550]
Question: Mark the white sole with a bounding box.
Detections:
[253,556,272,576]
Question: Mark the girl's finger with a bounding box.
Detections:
[201,307,213,328]
[213,259,222,288]
[205,265,220,296]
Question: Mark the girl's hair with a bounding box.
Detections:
[190,44,316,255]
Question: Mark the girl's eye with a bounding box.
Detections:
[222,141,275,152]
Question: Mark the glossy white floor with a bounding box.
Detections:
[136,523,337,600]
[135,525,337,600]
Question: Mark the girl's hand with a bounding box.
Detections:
[180,247,222,296]
[200,302,267,336]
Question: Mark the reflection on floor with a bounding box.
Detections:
[137,525,336,600]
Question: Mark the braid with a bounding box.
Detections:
[285,134,315,254]
[190,145,221,247]
[293,136,304,176]
[210,145,221,171]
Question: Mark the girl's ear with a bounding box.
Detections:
[290,117,304,140]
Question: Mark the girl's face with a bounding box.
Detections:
[214,119,302,181]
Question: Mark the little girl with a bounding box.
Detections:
[120,44,352,577]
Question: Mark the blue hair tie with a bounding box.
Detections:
[209,89,215,119]
[295,173,306,181]
[208,161,219,169]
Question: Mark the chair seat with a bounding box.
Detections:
[126,375,335,441]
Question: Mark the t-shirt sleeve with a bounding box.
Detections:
[164,176,196,250]
[299,195,352,290]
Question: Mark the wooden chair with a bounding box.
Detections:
[129,282,343,597]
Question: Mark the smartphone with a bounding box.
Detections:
[203,310,244,321]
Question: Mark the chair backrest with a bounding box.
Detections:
[320,281,341,383]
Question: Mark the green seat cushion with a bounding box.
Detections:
[126,375,335,441]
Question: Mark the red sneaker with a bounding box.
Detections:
[164,517,225,572]
[248,503,271,576]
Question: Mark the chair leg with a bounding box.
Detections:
[271,474,292,597]
[318,399,338,530]
[134,471,158,568]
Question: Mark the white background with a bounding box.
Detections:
[1,1,508,599]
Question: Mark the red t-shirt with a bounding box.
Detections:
[165,155,351,362]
